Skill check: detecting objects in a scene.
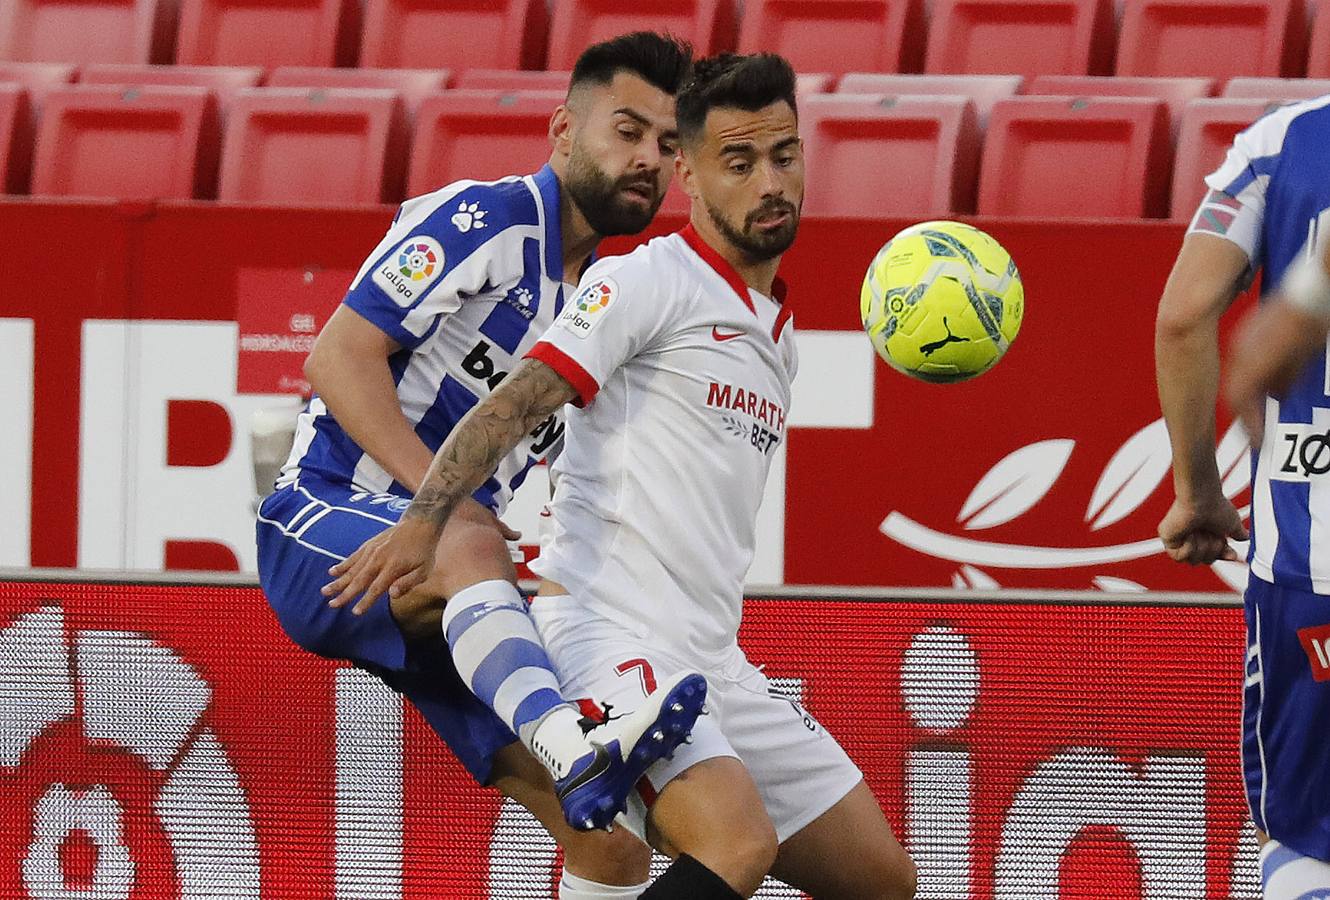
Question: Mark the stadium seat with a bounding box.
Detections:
[796,73,837,95]
[0,61,75,113]
[1223,76,1330,98]
[267,67,451,119]
[801,94,981,216]
[1305,0,1330,76]
[546,0,736,70]
[924,0,1115,77]
[454,69,571,92]
[737,0,926,75]
[80,64,263,118]
[837,73,1023,124]
[978,96,1171,217]
[176,0,359,68]
[219,88,406,205]
[0,84,32,193]
[31,85,219,200]
[0,0,174,65]
[1170,97,1279,220]
[1116,0,1305,78]
[408,90,563,197]
[1026,74,1216,137]
[361,0,548,71]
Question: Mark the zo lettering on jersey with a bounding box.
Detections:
[557,276,617,339]
[1271,423,1330,482]
[373,235,446,306]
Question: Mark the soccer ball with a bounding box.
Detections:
[860,220,1024,383]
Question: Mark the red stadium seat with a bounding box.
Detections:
[546,0,736,70]
[80,64,264,118]
[737,0,925,75]
[361,0,547,71]
[32,85,219,199]
[1116,0,1305,78]
[267,67,451,118]
[454,69,572,92]
[796,73,837,95]
[0,84,32,192]
[978,96,1171,217]
[801,94,981,216]
[219,88,406,205]
[1305,0,1330,76]
[1169,97,1278,220]
[924,0,1115,77]
[0,61,75,113]
[1223,76,1330,99]
[408,90,562,197]
[837,73,1023,124]
[176,0,359,68]
[0,0,174,65]
[1026,74,1216,138]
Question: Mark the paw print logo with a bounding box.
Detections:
[511,287,533,307]
[452,201,488,233]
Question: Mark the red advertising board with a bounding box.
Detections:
[0,577,1255,899]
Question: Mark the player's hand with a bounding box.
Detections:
[323,515,442,615]
[1226,301,1330,447]
[1158,494,1248,565]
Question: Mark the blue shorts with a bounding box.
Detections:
[1243,575,1330,860]
[256,478,518,784]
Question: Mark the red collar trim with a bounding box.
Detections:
[679,224,788,315]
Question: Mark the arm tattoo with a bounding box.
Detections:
[406,359,578,526]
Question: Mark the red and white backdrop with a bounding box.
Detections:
[0,200,1256,591]
[0,577,1254,899]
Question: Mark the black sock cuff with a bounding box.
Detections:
[640,854,743,900]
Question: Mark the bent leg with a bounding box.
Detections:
[769,780,915,900]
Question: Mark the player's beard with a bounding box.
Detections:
[565,143,664,237]
[705,196,800,262]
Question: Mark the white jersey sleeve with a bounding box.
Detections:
[525,250,682,406]
[342,178,536,349]
[1188,108,1290,262]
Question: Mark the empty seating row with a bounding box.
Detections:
[6,0,1330,80]
[0,81,1305,220]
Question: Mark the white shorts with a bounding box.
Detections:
[528,594,863,843]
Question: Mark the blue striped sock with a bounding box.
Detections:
[1261,839,1330,900]
[442,580,583,774]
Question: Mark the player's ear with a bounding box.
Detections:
[676,150,699,201]
[549,104,574,157]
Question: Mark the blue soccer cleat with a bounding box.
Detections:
[554,671,708,831]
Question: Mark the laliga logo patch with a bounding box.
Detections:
[558,276,617,339]
[374,235,445,307]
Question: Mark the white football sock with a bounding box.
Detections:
[558,869,651,899]
[1261,839,1330,899]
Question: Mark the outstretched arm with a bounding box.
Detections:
[323,358,577,612]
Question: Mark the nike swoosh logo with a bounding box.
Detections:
[557,743,613,797]
[712,326,744,342]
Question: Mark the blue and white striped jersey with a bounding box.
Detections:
[276,165,571,515]
[1202,95,1330,591]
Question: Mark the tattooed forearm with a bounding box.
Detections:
[405,359,578,526]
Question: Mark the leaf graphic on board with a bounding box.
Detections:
[1085,419,1172,531]
[1092,575,1147,593]
[1216,419,1252,499]
[951,565,1000,589]
[958,439,1075,531]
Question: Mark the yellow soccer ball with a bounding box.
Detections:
[861,220,1024,383]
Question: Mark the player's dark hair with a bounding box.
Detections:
[676,52,798,146]
[569,31,694,96]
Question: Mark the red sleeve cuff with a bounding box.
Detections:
[526,341,600,407]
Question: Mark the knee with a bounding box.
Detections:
[561,828,652,884]
[867,844,917,900]
[731,817,780,886]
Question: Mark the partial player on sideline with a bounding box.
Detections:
[259,33,705,900]
[1155,94,1330,899]
[327,52,917,900]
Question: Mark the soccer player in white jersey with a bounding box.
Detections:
[1156,94,1330,899]
[327,52,918,899]
[259,33,710,899]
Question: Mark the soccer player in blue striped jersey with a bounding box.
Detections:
[1157,94,1330,899]
[257,33,703,899]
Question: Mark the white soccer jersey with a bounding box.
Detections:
[527,225,797,663]
[277,166,572,514]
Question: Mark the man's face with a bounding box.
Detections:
[683,101,803,262]
[563,71,679,237]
